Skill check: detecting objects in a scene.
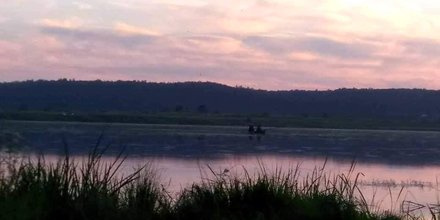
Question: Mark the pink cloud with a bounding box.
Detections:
[0,40,23,70]
[1,11,440,90]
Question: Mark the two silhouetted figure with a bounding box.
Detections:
[248,124,265,135]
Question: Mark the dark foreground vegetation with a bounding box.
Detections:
[0,150,401,220]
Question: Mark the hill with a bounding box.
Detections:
[1,79,440,119]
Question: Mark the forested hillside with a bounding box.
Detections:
[1,79,440,119]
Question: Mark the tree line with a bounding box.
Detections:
[1,79,440,119]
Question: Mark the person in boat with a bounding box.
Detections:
[248,124,255,134]
[255,124,265,134]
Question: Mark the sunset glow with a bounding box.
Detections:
[1,0,440,90]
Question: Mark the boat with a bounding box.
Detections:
[248,125,266,135]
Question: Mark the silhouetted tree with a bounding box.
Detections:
[175,105,184,112]
[18,104,28,111]
[197,105,208,113]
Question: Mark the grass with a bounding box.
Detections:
[174,163,398,220]
[0,147,403,220]
[0,142,170,220]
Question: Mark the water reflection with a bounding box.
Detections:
[5,152,438,215]
[3,121,440,165]
[3,121,440,215]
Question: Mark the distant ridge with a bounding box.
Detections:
[1,79,440,118]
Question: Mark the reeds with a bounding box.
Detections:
[0,149,401,220]
[173,162,399,220]
[0,143,169,220]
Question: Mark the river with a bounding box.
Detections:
[2,120,440,217]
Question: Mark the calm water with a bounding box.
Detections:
[2,120,440,215]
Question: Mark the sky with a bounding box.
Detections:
[0,0,439,90]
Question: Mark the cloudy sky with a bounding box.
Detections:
[1,0,439,90]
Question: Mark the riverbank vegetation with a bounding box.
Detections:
[0,149,403,220]
[2,110,440,131]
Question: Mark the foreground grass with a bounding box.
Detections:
[174,164,400,220]
[0,151,171,220]
[0,152,400,220]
